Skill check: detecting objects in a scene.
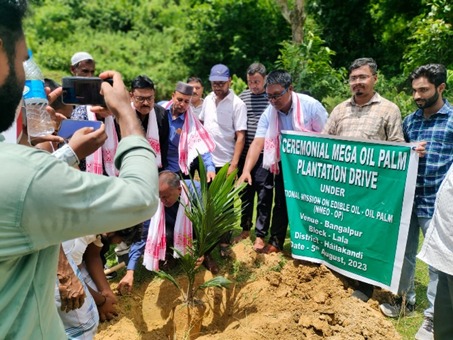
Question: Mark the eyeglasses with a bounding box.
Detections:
[212,81,227,88]
[134,95,154,103]
[348,75,372,83]
[265,88,288,101]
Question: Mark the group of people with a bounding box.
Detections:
[1,1,452,339]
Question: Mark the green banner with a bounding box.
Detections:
[281,131,419,293]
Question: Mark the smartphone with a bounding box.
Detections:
[61,77,112,106]
[57,119,102,139]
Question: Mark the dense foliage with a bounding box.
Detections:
[25,0,451,107]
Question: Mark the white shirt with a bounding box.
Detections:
[418,163,453,276]
[200,90,247,167]
[62,235,103,266]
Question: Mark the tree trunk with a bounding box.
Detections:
[275,0,306,44]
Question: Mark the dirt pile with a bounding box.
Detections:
[96,241,400,339]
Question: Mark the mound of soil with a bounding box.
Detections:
[96,241,400,339]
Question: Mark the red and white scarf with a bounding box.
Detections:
[165,101,215,174]
[143,182,192,271]
[85,106,119,176]
[263,92,310,174]
[131,103,162,167]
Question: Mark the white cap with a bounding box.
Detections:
[70,52,94,66]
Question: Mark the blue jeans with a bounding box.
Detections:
[399,210,438,318]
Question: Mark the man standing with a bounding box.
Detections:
[418,163,453,340]
[70,51,95,77]
[234,63,274,253]
[238,70,328,254]
[0,2,159,338]
[322,57,404,142]
[127,75,168,168]
[200,64,247,175]
[322,57,405,302]
[163,82,216,179]
[200,64,247,255]
[187,76,204,118]
[381,64,452,340]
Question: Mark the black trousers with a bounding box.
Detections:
[267,170,288,250]
[238,155,274,236]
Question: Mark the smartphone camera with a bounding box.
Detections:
[62,77,113,106]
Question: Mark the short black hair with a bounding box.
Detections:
[265,70,292,89]
[131,75,155,91]
[349,58,378,75]
[187,76,203,85]
[409,64,447,88]
[0,0,28,62]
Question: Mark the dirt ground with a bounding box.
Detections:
[96,241,400,340]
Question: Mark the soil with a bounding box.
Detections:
[95,241,400,340]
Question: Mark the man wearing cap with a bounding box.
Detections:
[164,81,216,181]
[70,52,95,77]
[200,64,247,256]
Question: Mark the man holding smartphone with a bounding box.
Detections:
[0,3,159,338]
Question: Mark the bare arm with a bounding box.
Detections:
[228,130,246,175]
[57,246,85,312]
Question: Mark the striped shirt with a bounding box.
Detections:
[239,89,269,159]
[403,99,453,218]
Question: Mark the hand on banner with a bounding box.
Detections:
[413,141,427,158]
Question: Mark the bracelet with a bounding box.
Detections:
[96,295,107,307]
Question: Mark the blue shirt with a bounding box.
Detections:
[403,99,453,218]
[165,108,215,173]
[127,180,201,270]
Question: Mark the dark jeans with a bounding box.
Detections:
[238,156,274,236]
[434,271,453,339]
[268,170,288,250]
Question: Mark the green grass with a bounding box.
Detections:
[391,234,430,339]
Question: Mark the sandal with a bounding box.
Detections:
[219,243,231,258]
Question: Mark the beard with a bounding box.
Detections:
[415,91,439,109]
[0,60,23,132]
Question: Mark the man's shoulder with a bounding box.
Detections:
[375,93,399,109]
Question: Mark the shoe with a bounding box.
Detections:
[232,231,250,244]
[202,254,219,274]
[253,237,266,252]
[380,298,415,318]
[259,244,280,254]
[351,290,370,302]
[415,317,434,340]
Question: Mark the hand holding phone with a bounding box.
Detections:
[57,119,102,139]
[67,122,108,161]
[62,77,113,106]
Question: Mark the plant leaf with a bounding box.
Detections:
[198,276,232,290]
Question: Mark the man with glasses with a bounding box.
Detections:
[322,57,403,142]
[200,64,247,257]
[322,58,404,302]
[238,70,328,254]
[128,75,168,168]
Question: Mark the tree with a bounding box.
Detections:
[274,0,306,43]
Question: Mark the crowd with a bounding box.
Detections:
[1,1,452,340]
